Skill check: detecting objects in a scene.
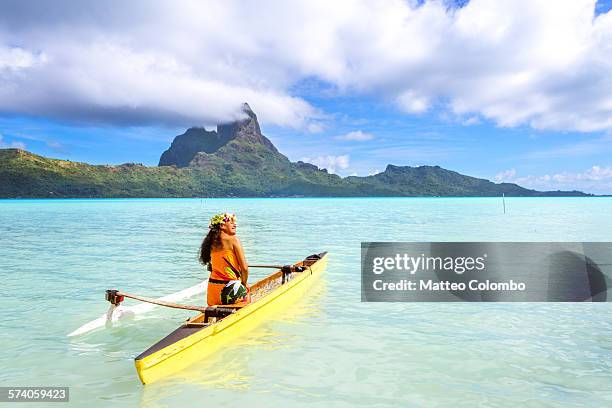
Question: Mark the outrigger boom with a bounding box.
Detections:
[104,265,308,313]
[106,289,207,312]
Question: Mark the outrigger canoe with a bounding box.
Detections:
[130,252,327,384]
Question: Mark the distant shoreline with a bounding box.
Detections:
[1,196,607,201]
[0,148,594,199]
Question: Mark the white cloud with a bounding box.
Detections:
[494,165,612,194]
[462,116,481,126]
[334,130,373,141]
[0,134,26,149]
[307,122,325,133]
[0,46,46,69]
[301,154,350,174]
[369,168,382,176]
[396,91,430,114]
[1,1,612,132]
[494,168,517,182]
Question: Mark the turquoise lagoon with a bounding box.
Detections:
[1,198,611,407]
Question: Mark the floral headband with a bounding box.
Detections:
[208,212,237,229]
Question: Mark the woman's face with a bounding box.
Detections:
[221,219,237,235]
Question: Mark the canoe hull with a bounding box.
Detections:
[135,252,328,384]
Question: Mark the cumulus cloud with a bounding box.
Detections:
[462,116,481,126]
[0,1,323,128]
[0,46,46,70]
[301,154,350,174]
[494,168,517,182]
[334,130,374,141]
[1,0,612,132]
[397,91,431,114]
[494,165,612,194]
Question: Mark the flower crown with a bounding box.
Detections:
[208,212,237,229]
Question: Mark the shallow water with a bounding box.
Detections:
[1,197,611,407]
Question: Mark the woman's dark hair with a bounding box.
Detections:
[199,227,222,271]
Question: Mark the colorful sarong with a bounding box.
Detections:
[207,249,249,306]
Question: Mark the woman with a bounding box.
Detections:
[199,212,249,306]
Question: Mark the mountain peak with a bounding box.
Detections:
[158,103,278,168]
[241,102,255,118]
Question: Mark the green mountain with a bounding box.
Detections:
[0,104,591,198]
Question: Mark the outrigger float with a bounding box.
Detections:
[105,252,328,384]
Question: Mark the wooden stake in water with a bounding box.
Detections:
[503,193,506,214]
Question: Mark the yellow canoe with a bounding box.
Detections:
[134,252,328,384]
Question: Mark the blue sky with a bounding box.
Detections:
[1,0,612,193]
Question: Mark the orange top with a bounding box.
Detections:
[210,248,241,281]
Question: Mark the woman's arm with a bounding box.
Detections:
[232,236,249,285]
